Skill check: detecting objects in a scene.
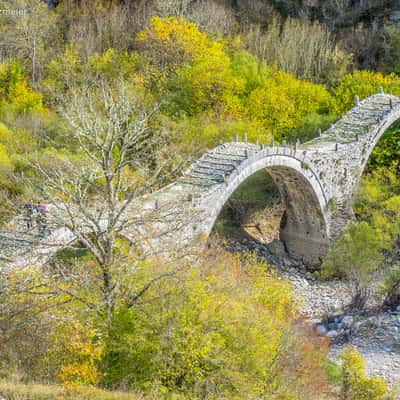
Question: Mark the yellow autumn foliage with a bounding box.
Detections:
[100,251,328,399]
[137,16,216,73]
[340,348,391,400]
[246,68,332,141]
[334,70,400,114]
[55,320,103,386]
[0,61,44,114]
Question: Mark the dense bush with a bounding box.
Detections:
[321,163,400,310]
[333,70,400,114]
[0,61,44,115]
[355,166,400,250]
[354,165,400,308]
[100,252,328,399]
[136,17,334,145]
[0,251,330,399]
[321,221,383,310]
[368,122,400,174]
[340,348,392,400]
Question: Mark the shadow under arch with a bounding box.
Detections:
[207,154,330,268]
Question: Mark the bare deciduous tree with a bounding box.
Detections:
[0,0,60,84]
[24,79,188,319]
[153,0,192,17]
[189,0,236,37]
[60,0,133,59]
[245,14,351,84]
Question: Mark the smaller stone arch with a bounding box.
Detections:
[359,106,400,176]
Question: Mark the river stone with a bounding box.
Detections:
[327,330,338,338]
[342,315,354,328]
[328,322,338,330]
[316,324,327,336]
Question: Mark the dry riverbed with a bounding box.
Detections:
[223,235,400,387]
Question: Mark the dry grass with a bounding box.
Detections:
[0,382,147,400]
[0,381,340,400]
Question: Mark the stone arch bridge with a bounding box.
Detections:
[1,92,399,269]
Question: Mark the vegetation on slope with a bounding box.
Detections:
[0,1,400,399]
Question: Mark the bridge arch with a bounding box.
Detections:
[359,107,400,175]
[203,153,330,267]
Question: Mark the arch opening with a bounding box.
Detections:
[210,161,330,269]
[363,120,400,176]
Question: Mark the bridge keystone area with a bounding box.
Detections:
[1,92,399,269]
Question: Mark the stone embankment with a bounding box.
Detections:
[224,236,400,386]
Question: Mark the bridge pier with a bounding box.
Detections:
[280,223,330,268]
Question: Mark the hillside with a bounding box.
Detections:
[0,1,400,399]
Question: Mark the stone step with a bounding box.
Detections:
[195,165,233,175]
[203,156,244,166]
[351,108,386,117]
[214,151,249,159]
[188,171,225,182]
[179,179,214,188]
[364,99,395,106]
[182,175,222,186]
[207,152,246,162]
[338,118,371,126]
[199,158,241,169]
[197,159,235,170]
[337,122,370,131]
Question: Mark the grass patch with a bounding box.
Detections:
[0,382,147,400]
[328,197,337,211]
[323,358,341,385]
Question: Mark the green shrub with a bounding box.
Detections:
[323,358,341,385]
[287,112,337,143]
[321,222,383,310]
[301,161,310,170]
[340,348,392,400]
[328,197,337,211]
[368,123,400,174]
[99,252,328,399]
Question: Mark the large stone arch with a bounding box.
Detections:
[202,154,330,267]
